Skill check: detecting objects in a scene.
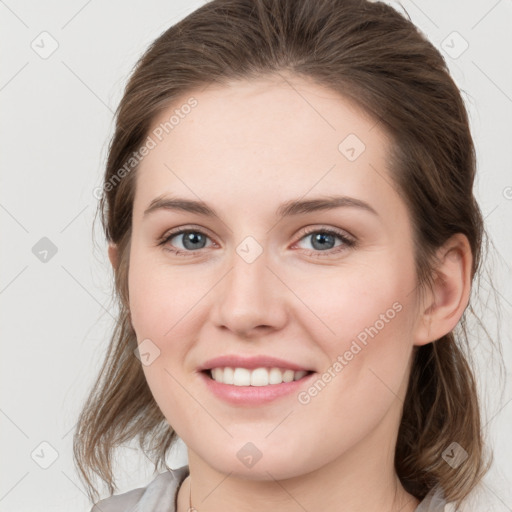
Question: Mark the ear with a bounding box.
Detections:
[413,233,473,346]
[108,242,119,270]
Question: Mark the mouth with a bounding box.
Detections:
[202,367,315,386]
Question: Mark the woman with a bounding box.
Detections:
[74,0,497,510]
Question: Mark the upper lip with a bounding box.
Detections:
[198,355,314,372]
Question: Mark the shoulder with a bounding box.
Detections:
[90,465,189,512]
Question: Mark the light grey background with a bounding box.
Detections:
[1,1,511,511]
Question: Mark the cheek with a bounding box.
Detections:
[295,263,415,401]
[289,261,408,345]
[127,251,207,408]
[127,249,199,341]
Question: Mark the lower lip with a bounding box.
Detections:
[198,370,316,406]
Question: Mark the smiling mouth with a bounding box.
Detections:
[202,367,315,386]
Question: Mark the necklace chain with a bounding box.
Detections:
[188,476,195,512]
[184,474,414,512]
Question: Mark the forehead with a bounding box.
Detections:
[134,74,403,225]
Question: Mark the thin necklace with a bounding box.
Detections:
[188,477,195,512]
[186,475,415,512]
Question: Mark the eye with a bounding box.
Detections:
[293,227,356,257]
[157,227,214,257]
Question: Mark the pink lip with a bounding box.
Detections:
[198,354,313,372]
[198,370,316,406]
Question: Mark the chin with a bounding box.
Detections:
[197,445,312,481]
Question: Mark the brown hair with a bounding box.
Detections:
[74,0,503,507]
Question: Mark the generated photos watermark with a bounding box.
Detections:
[297,300,403,405]
[93,97,198,200]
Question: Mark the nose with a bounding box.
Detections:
[212,245,289,338]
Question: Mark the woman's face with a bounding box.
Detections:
[127,74,423,479]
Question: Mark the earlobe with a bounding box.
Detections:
[413,233,473,346]
[108,242,119,270]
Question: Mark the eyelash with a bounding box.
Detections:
[157,226,356,258]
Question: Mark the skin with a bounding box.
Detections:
[109,73,472,512]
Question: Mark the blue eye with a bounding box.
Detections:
[295,227,356,257]
[158,226,356,257]
[158,229,213,256]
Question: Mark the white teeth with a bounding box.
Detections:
[223,367,234,384]
[269,367,283,384]
[282,369,294,383]
[212,368,223,381]
[250,368,268,386]
[209,367,310,386]
[233,368,251,386]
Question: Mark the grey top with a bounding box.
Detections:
[91,465,450,512]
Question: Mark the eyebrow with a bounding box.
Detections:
[143,194,379,219]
